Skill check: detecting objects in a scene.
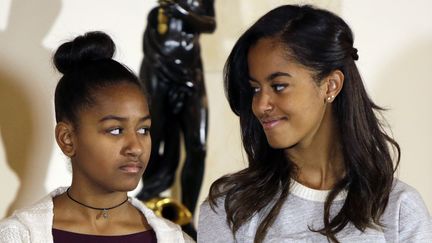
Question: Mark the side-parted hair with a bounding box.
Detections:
[208,5,400,243]
[53,31,145,126]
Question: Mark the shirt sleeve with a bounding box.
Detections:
[197,200,236,243]
[397,185,432,242]
[0,219,29,243]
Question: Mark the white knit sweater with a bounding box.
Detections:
[198,179,432,242]
[0,187,194,243]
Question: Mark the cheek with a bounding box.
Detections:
[145,136,151,150]
[75,136,98,157]
[140,137,152,161]
[251,99,258,116]
[80,139,120,168]
[85,143,115,165]
[251,98,259,117]
[297,97,326,126]
[296,85,325,109]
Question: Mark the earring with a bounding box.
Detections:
[327,95,335,102]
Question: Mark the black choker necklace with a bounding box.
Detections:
[66,187,129,219]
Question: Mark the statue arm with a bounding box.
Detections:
[166,0,216,33]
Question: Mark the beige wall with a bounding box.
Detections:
[0,0,431,221]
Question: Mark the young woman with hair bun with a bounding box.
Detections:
[0,31,194,243]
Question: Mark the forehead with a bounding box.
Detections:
[83,83,149,120]
[247,38,313,80]
[248,38,293,68]
[250,37,288,55]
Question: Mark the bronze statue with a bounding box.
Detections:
[137,0,216,238]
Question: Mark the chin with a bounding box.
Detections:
[267,141,289,149]
[117,180,141,192]
[266,137,296,149]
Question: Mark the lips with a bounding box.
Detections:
[260,116,286,130]
[119,163,143,173]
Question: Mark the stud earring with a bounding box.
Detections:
[327,95,335,102]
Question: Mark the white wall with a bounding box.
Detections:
[341,0,432,212]
[0,0,431,221]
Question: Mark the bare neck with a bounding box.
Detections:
[286,107,345,190]
[52,189,149,235]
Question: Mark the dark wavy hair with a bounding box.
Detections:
[53,31,145,126]
[208,5,400,243]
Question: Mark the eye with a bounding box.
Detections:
[250,86,261,94]
[137,127,150,135]
[272,84,287,92]
[108,128,123,135]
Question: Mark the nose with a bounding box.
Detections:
[124,133,143,158]
[253,91,273,115]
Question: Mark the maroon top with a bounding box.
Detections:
[52,228,157,243]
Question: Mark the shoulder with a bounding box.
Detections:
[383,179,432,241]
[198,197,235,243]
[0,217,30,243]
[129,197,194,242]
[9,188,57,221]
[388,179,430,214]
[198,197,227,222]
[0,188,65,243]
[129,197,181,229]
[390,179,421,197]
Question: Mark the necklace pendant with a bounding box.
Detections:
[102,209,108,219]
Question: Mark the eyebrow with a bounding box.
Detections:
[249,71,292,83]
[98,114,151,123]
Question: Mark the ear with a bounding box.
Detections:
[324,69,344,103]
[55,122,76,157]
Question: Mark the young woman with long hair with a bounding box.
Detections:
[198,5,432,243]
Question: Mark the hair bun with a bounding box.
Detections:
[54,31,116,74]
[352,47,359,61]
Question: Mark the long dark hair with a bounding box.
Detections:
[53,31,145,126]
[208,5,400,243]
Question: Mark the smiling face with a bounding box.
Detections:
[67,82,151,193]
[248,38,330,150]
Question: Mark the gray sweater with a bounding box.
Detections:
[198,179,432,242]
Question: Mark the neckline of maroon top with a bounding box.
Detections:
[52,228,157,243]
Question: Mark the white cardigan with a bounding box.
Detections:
[0,187,194,243]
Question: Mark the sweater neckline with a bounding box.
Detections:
[290,179,347,202]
